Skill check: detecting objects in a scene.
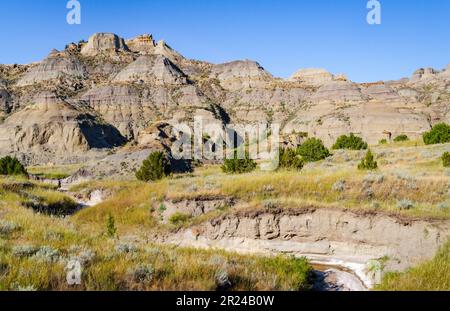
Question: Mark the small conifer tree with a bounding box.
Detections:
[358,150,378,170]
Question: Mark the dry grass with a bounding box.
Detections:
[71,143,450,228]
[1,142,449,291]
[376,241,450,291]
[0,242,313,290]
[0,180,312,291]
[73,181,163,233]
[27,164,83,180]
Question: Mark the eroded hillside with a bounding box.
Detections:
[0,32,448,165]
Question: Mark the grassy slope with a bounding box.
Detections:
[27,164,83,180]
[376,241,450,291]
[69,142,450,291]
[74,142,450,226]
[0,178,312,291]
[1,142,449,290]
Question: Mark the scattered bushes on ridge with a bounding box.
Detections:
[358,150,378,170]
[279,148,304,170]
[222,151,257,174]
[423,123,450,145]
[332,133,368,150]
[136,151,171,182]
[297,138,330,162]
[0,156,27,176]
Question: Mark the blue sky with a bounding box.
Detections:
[0,0,449,82]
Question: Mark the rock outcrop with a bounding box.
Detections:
[0,95,125,162]
[81,33,129,57]
[289,68,335,86]
[312,81,365,103]
[361,83,402,102]
[80,83,209,139]
[411,67,438,81]
[125,34,156,54]
[0,87,12,115]
[16,51,86,87]
[167,207,450,288]
[210,60,273,91]
[153,40,185,64]
[113,55,187,85]
[284,101,431,145]
[80,85,143,139]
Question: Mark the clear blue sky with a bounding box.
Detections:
[0,0,449,82]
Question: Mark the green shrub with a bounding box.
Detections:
[106,214,117,238]
[423,123,450,145]
[394,134,409,142]
[379,139,388,145]
[279,148,304,170]
[0,156,27,176]
[169,213,191,225]
[222,152,257,174]
[136,151,171,182]
[358,150,378,170]
[442,152,450,167]
[297,138,330,162]
[332,133,368,150]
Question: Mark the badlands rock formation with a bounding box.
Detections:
[125,34,156,54]
[17,50,86,87]
[289,68,335,86]
[113,55,187,85]
[0,92,125,163]
[0,31,448,164]
[210,60,273,91]
[80,33,129,57]
[80,83,210,140]
[0,87,11,115]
